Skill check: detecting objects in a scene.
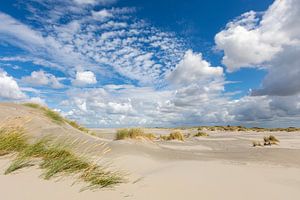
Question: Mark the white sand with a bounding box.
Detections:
[1,103,300,200]
[1,156,300,200]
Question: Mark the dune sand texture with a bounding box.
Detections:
[1,103,300,200]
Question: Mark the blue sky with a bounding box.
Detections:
[0,0,300,128]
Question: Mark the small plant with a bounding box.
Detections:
[44,109,64,124]
[160,131,184,141]
[23,103,41,109]
[65,119,90,133]
[115,128,156,140]
[264,135,279,145]
[169,131,184,141]
[194,132,209,137]
[252,141,262,147]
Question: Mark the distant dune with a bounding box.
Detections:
[1,103,300,200]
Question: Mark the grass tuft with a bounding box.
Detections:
[0,128,28,156]
[65,120,90,133]
[160,131,185,141]
[194,132,209,137]
[0,127,124,190]
[23,103,90,133]
[44,109,64,124]
[252,141,262,147]
[252,135,280,147]
[264,135,280,145]
[23,103,41,109]
[115,128,156,140]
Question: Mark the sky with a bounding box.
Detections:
[0,0,300,128]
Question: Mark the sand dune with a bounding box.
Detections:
[1,103,300,200]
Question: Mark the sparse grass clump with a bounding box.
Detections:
[115,128,156,140]
[252,141,262,147]
[44,109,64,124]
[252,135,280,147]
[23,103,90,133]
[196,126,300,132]
[65,119,90,133]
[23,103,41,109]
[264,135,280,145]
[160,131,185,141]
[194,132,209,137]
[0,127,124,190]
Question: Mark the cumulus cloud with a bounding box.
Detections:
[166,50,223,86]
[1,0,300,128]
[251,46,300,96]
[216,0,300,98]
[0,70,26,100]
[72,71,97,86]
[21,70,64,89]
[215,0,300,71]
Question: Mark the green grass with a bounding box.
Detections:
[194,132,209,137]
[0,127,124,190]
[115,128,156,140]
[22,103,41,109]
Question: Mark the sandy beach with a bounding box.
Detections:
[1,103,300,200]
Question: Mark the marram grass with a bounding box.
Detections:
[115,128,156,140]
[194,131,209,137]
[23,103,89,133]
[0,128,28,156]
[0,127,124,190]
[160,131,185,141]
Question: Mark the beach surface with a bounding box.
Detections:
[1,103,300,200]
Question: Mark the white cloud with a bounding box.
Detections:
[0,70,26,100]
[0,13,45,50]
[0,5,186,86]
[72,71,97,86]
[73,0,116,5]
[92,9,113,20]
[21,70,64,89]
[251,46,300,96]
[216,0,300,97]
[215,0,300,71]
[166,50,223,86]
[26,97,47,106]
